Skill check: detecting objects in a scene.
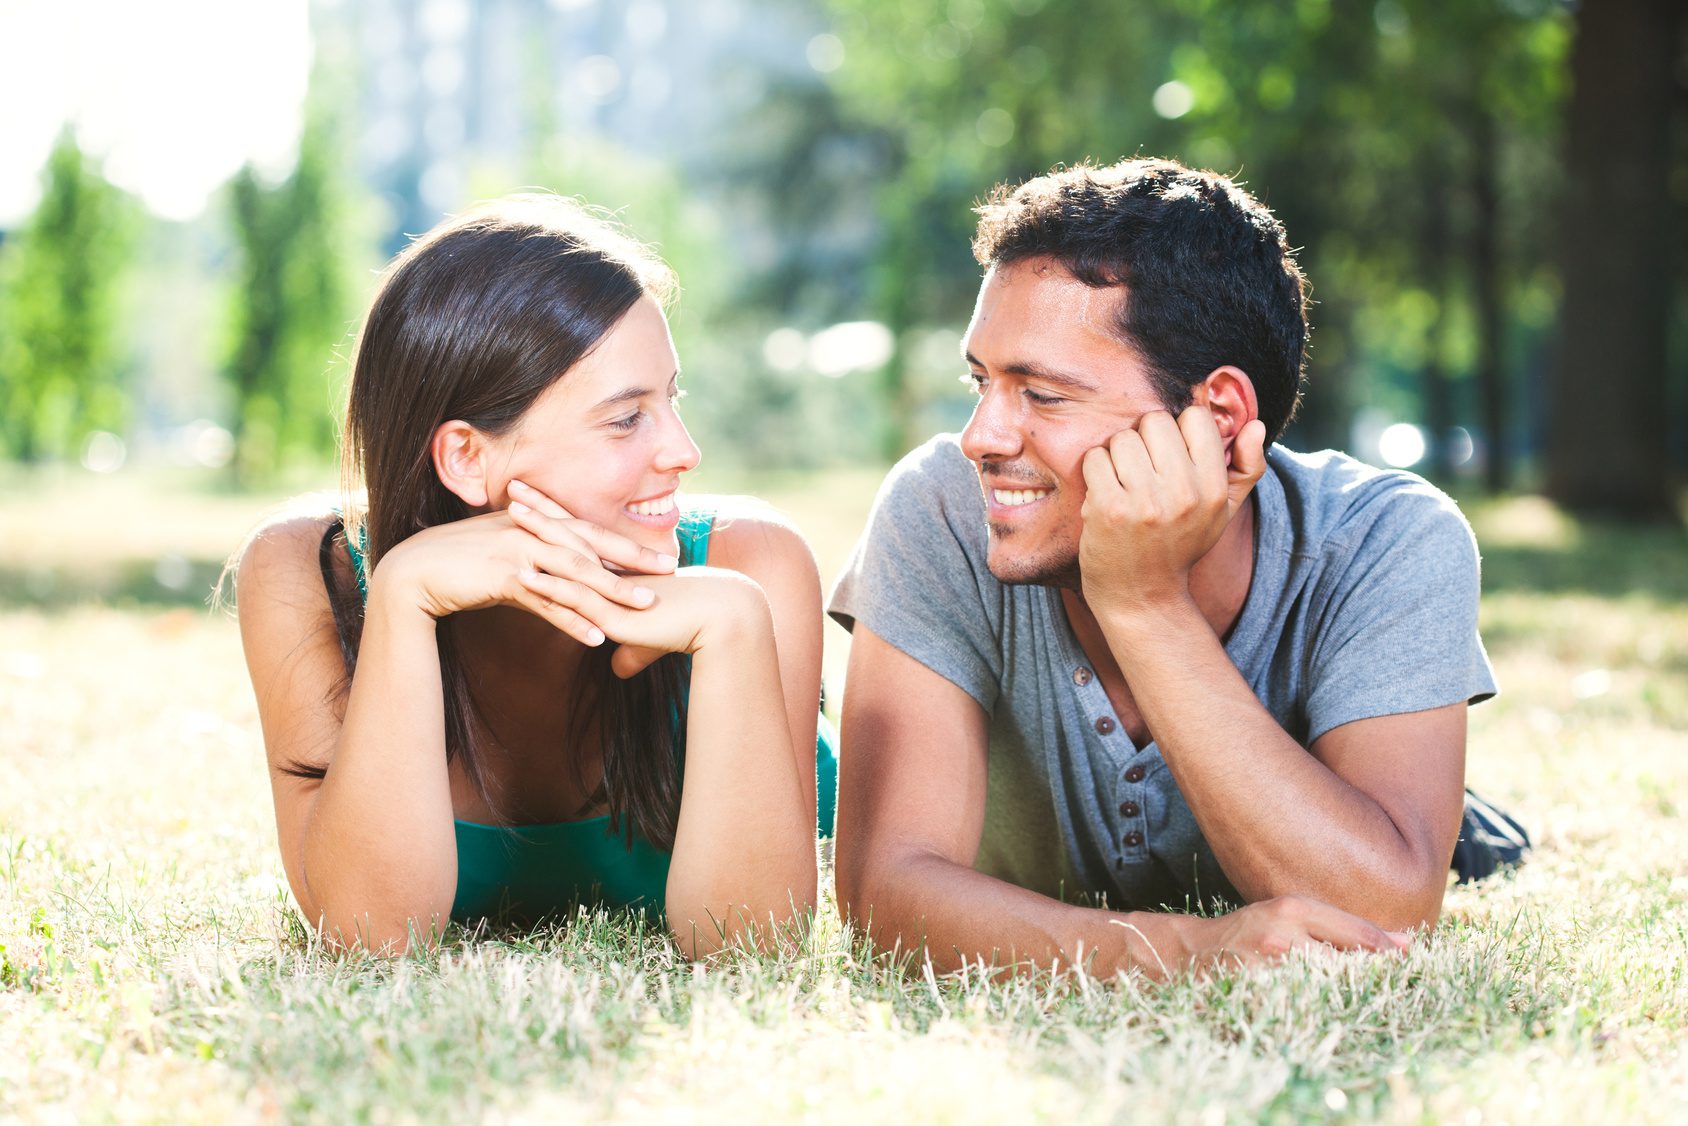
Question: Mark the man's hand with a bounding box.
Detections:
[1164,895,1412,977]
[1078,406,1267,618]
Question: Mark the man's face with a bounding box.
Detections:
[959,257,1166,588]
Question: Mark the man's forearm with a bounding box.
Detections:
[843,849,1196,978]
[1100,597,1445,928]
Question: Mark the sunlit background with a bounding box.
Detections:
[0,0,1683,504]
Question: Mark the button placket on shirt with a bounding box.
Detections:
[1068,663,1149,866]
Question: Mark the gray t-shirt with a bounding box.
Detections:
[829,435,1497,912]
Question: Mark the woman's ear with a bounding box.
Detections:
[431,420,493,508]
[1192,366,1261,462]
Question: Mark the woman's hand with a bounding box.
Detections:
[370,484,676,647]
[508,496,770,674]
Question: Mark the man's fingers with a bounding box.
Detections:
[1103,428,1156,492]
[1179,404,1228,497]
[1135,410,1191,480]
[1226,419,1269,512]
[1080,444,1126,506]
[1298,900,1398,953]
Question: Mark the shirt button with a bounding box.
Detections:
[1123,830,1144,848]
[1124,765,1146,783]
[1095,716,1115,735]
[1119,800,1140,817]
[1072,666,1093,686]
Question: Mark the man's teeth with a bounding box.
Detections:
[628,495,676,517]
[993,488,1051,507]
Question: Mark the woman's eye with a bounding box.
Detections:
[608,412,643,432]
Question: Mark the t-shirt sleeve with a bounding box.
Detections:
[827,439,1004,712]
[1302,483,1498,744]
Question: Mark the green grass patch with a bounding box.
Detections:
[2,483,1684,1121]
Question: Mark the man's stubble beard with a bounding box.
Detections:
[985,522,1084,590]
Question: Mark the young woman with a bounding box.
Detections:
[234,196,831,957]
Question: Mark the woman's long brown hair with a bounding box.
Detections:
[295,196,690,852]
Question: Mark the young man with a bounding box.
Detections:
[829,158,1497,977]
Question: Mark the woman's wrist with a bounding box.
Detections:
[365,552,442,628]
[690,574,774,652]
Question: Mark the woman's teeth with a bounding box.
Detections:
[993,488,1051,507]
[628,494,676,517]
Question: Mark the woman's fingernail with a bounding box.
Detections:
[510,479,529,491]
[586,627,605,646]
[633,586,655,606]
[656,554,677,570]
[510,501,530,515]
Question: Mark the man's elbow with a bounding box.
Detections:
[1346,850,1449,933]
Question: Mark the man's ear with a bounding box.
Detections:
[1191,366,1260,462]
[431,419,493,508]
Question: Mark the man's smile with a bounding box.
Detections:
[991,487,1053,508]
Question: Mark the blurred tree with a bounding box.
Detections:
[0,129,137,463]
[223,100,353,482]
[816,0,1573,477]
[1546,0,1682,522]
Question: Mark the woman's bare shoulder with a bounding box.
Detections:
[693,495,817,578]
[231,495,345,612]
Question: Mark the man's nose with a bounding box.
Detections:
[960,385,1022,464]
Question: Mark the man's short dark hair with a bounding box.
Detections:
[972,158,1308,442]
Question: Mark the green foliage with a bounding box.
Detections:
[0,130,138,462]
[222,103,356,482]
[816,0,1572,463]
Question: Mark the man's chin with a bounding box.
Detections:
[984,537,1082,589]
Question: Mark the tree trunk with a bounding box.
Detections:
[1546,0,1679,521]
[1470,109,1508,493]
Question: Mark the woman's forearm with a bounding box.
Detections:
[664,590,818,955]
[298,574,459,948]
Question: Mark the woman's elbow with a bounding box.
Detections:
[666,879,817,960]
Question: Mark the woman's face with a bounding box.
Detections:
[482,296,701,558]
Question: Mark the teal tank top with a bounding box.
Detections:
[340,505,838,923]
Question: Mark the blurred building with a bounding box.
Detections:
[332,0,839,256]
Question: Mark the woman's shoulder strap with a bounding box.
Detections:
[676,501,718,566]
[323,508,371,602]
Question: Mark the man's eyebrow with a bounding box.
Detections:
[963,351,1100,394]
[589,370,679,412]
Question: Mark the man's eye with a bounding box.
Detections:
[1024,388,1065,406]
[960,371,987,394]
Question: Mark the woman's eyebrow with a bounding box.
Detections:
[589,370,681,412]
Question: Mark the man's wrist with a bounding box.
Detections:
[1095,590,1205,649]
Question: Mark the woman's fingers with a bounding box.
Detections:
[507,501,677,575]
[529,541,656,609]
[610,643,665,679]
[512,580,607,647]
[515,569,647,643]
[507,478,575,520]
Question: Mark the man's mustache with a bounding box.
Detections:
[976,460,1057,489]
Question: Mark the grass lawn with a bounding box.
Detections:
[2,468,1685,1122]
